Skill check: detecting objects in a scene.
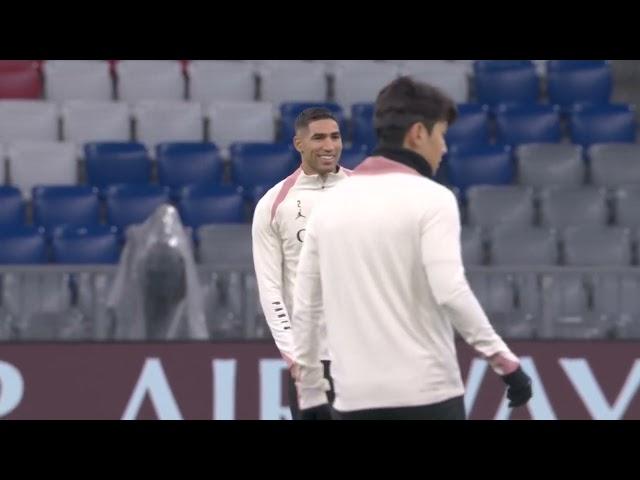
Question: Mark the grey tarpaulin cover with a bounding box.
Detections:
[105,204,209,340]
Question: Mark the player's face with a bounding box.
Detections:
[295,119,343,175]
[419,120,448,174]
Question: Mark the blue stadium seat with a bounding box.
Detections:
[248,185,270,205]
[84,142,151,189]
[474,66,539,106]
[446,103,491,149]
[546,60,608,72]
[495,104,562,146]
[105,184,170,230]
[51,225,120,264]
[279,102,346,143]
[0,186,24,227]
[473,60,534,73]
[447,145,514,196]
[156,142,224,198]
[178,185,245,227]
[0,226,47,264]
[569,104,636,148]
[339,144,369,170]
[547,64,612,108]
[351,103,375,147]
[230,142,298,191]
[32,186,101,232]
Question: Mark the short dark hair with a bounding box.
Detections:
[374,76,458,147]
[294,107,339,133]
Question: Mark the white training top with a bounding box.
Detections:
[292,156,518,412]
[251,166,351,364]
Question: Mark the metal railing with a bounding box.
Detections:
[1,264,639,341]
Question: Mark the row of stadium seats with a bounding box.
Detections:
[3,182,640,234]
[3,140,640,200]
[0,184,247,232]
[459,185,640,229]
[0,142,368,199]
[443,142,640,194]
[0,99,633,151]
[468,270,640,340]
[3,223,640,341]
[462,224,639,266]
[2,269,638,341]
[0,60,614,109]
[1,221,638,267]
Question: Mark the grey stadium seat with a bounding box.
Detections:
[207,101,275,149]
[61,100,131,145]
[488,225,558,333]
[0,306,15,340]
[591,273,640,339]
[75,271,118,340]
[198,224,255,339]
[198,224,252,266]
[400,61,469,103]
[589,143,640,188]
[8,142,77,198]
[43,60,113,103]
[259,61,328,104]
[0,100,59,143]
[0,271,89,340]
[467,272,534,339]
[562,225,631,266]
[466,185,535,229]
[541,272,609,339]
[489,226,558,266]
[563,225,633,339]
[461,226,483,265]
[332,61,400,111]
[614,186,640,236]
[539,186,609,228]
[116,60,185,103]
[516,143,585,187]
[133,101,204,150]
[612,275,640,339]
[188,60,256,103]
[19,310,91,341]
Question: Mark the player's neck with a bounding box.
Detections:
[373,145,433,178]
[301,163,330,180]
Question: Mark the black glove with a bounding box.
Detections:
[502,367,532,407]
[299,403,333,420]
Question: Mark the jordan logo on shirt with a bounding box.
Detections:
[296,200,306,220]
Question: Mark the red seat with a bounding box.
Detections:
[0,62,42,98]
[0,60,39,73]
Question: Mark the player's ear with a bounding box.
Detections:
[293,134,303,153]
[404,121,423,148]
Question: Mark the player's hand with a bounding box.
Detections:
[282,354,299,379]
[501,367,532,407]
[300,403,333,420]
[288,362,300,381]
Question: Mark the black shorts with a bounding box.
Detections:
[332,395,466,420]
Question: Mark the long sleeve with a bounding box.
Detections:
[251,196,295,363]
[420,191,519,374]
[291,217,330,409]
